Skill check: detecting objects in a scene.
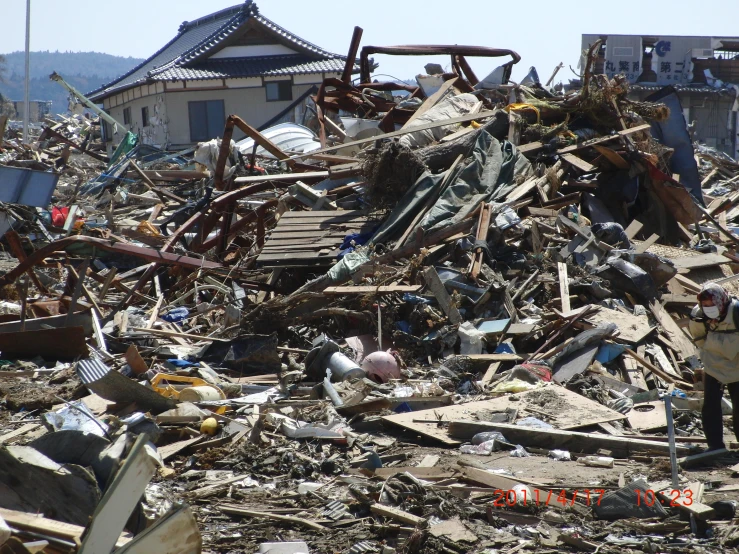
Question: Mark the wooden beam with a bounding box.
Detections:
[447,421,689,457]
[557,262,571,313]
[635,233,660,254]
[624,219,644,240]
[422,266,462,325]
[290,110,498,159]
[370,504,427,527]
[561,153,596,173]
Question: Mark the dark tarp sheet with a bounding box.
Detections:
[646,86,703,206]
[370,131,533,246]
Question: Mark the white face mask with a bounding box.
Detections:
[703,305,721,319]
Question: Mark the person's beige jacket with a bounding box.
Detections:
[689,299,739,384]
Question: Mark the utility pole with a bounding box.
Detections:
[22,0,31,143]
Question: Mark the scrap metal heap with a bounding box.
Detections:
[3,37,739,554]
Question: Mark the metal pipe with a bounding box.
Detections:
[326,351,365,382]
[664,394,679,489]
[323,371,344,407]
[22,0,31,143]
[49,72,125,132]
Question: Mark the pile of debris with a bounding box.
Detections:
[2,35,739,554]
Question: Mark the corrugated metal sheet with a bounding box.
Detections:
[0,166,59,207]
[76,357,111,384]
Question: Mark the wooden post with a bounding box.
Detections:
[557,262,571,313]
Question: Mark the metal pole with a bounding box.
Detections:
[664,394,679,489]
[22,0,31,143]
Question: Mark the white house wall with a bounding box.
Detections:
[107,93,169,148]
[102,75,341,149]
[210,45,297,58]
[164,83,317,147]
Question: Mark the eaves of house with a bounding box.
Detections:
[87,1,346,102]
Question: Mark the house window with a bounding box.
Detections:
[141,106,150,127]
[188,100,226,142]
[265,81,292,102]
[102,110,112,143]
[123,107,131,125]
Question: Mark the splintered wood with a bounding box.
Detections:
[383,386,626,445]
[256,210,379,268]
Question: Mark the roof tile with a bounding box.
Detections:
[88,2,343,101]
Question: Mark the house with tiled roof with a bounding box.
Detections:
[87,1,346,149]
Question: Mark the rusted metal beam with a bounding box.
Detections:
[231,116,295,170]
[341,26,363,83]
[359,45,521,84]
[214,117,237,190]
[0,236,222,286]
[166,183,278,253]
[455,55,479,86]
[197,200,278,253]
[4,230,50,293]
[39,125,109,163]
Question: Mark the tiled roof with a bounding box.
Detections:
[87,1,344,101]
[151,55,345,80]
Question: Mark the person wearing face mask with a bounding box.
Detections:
[689,283,739,451]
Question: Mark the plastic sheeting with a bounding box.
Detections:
[370,131,533,246]
[646,86,703,205]
[399,93,480,149]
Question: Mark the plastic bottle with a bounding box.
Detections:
[576,456,614,468]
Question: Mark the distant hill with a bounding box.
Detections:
[0,51,144,116]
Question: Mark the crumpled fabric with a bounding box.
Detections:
[699,283,731,318]
[194,139,237,180]
[591,222,631,249]
[399,93,480,149]
[326,250,370,283]
[338,229,378,258]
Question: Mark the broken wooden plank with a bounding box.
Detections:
[324,285,422,295]
[383,386,625,445]
[113,504,201,554]
[417,455,440,468]
[670,252,731,270]
[0,507,130,549]
[0,423,41,445]
[649,302,698,360]
[448,421,689,457]
[221,505,326,531]
[561,153,596,173]
[291,110,499,159]
[635,233,660,254]
[423,266,462,325]
[78,435,160,554]
[585,306,654,343]
[370,503,427,527]
[557,262,571,313]
[678,447,731,469]
[624,219,644,240]
[481,362,502,385]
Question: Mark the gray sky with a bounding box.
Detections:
[2,0,739,84]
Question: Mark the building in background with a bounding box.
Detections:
[87,1,346,150]
[578,35,739,159]
[2,99,52,122]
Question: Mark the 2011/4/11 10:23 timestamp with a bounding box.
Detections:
[490,488,694,507]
